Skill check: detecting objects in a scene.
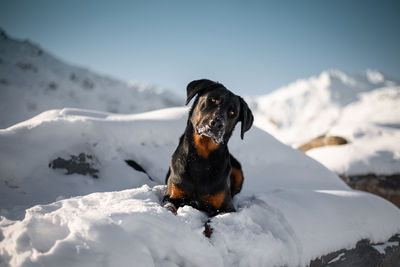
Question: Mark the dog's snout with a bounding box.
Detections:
[210,118,224,130]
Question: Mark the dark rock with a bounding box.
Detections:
[4,180,19,189]
[48,81,58,90]
[0,78,9,85]
[82,79,94,90]
[298,135,348,152]
[340,174,400,208]
[310,234,400,267]
[49,153,99,178]
[70,73,77,81]
[0,28,8,40]
[16,62,38,72]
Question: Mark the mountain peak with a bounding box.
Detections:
[0,28,12,41]
[364,69,385,84]
[318,69,393,91]
[249,68,399,144]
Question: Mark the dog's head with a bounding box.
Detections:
[186,79,253,144]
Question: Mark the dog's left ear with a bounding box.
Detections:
[239,97,254,139]
[186,79,220,105]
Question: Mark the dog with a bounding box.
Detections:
[162,79,253,216]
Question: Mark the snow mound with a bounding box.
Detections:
[1,185,399,266]
[1,107,400,266]
[0,107,346,215]
[0,29,182,129]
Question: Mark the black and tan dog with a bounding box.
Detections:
[162,79,253,216]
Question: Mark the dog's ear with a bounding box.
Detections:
[239,97,254,139]
[186,79,219,105]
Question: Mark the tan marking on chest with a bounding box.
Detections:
[169,183,189,199]
[193,132,219,158]
[200,190,225,210]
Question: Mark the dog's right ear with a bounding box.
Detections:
[239,97,254,140]
[186,79,219,105]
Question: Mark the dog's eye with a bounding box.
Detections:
[229,110,236,117]
[210,97,216,103]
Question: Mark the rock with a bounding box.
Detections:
[15,62,38,72]
[49,153,99,178]
[48,81,58,90]
[340,174,400,208]
[310,234,400,267]
[298,135,348,152]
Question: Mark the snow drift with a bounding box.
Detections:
[1,107,399,266]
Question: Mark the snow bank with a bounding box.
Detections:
[1,107,399,266]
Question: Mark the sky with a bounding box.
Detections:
[0,0,399,97]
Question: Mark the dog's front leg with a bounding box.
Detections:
[162,200,178,215]
[162,181,188,215]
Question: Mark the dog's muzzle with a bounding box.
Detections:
[196,117,225,144]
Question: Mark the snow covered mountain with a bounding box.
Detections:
[0,29,182,129]
[248,69,398,146]
[248,70,400,207]
[0,107,399,266]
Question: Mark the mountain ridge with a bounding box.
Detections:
[0,29,182,129]
[248,68,399,145]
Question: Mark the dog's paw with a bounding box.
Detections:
[164,202,177,215]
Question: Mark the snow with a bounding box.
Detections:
[373,241,399,255]
[248,69,398,146]
[1,107,400,266]
[0,107,347,216]
[327,252,345,264]
[306,87,400,176]
[0,29,182,129]
[1,31,400,266]
[248,69,400,176]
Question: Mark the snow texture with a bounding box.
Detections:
[1,107,399,267]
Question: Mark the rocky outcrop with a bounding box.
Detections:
[340,174,400,208]
[49,153,99,178]
[310,234,400,267]
[298,135,348,152]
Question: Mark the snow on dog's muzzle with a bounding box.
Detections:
[196,119,225,144]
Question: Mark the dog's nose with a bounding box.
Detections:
[210,118,224,130]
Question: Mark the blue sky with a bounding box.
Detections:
[0,0,399,96]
